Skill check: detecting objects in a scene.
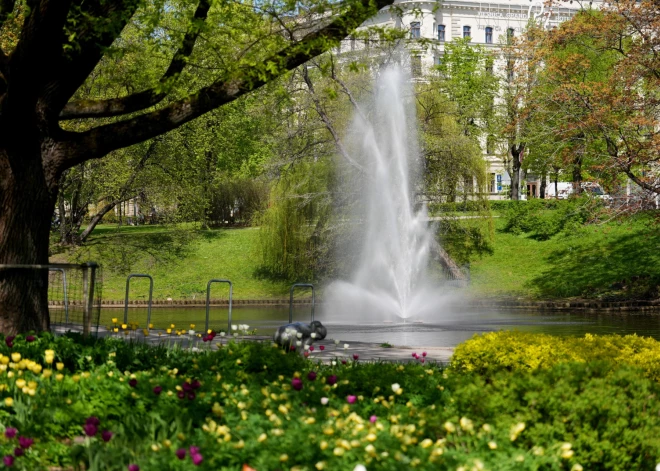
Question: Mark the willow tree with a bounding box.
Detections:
[0,0,393,333]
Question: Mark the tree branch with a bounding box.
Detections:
[59,0,211,120]
[302,65,365,173]
[59,0,394,170]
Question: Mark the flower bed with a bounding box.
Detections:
[0,332,658,470]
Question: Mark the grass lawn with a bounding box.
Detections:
[51,224,292,301]
[468,214,660,300]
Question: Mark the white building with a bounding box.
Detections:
[346,0,603,199]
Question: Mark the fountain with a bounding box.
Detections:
[322,65,453,323]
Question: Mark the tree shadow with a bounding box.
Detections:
[527,228,660,300]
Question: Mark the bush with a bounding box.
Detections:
[451,331,660,380]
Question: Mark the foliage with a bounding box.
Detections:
[502,197,602,240]
[1,332,660,469]
[435,218,494,265]
[451,331,660,380]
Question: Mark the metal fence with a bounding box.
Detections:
[0,263,102,336]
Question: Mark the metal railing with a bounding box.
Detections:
[0,262,100,336]
[48,268,69,324]
[289,283,315,323]
[205,279,232,333]
[123,274,153,328]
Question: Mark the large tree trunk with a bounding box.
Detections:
[540,173,547,199]
[0,148,56,334]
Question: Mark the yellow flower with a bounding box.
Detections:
[121,324,128,329]
[319,440,328,450]
[31,364,42,374]
[113,328,119,333]
[10,353,20,363]
[142,329,149,336]
[56,362,64,371]
[4,397,13,407]
[190,324,195,329]
[443,421,456,433]
[170,324,175,329]
[111,318,118,324]
[42,369,52,379]
[257,433,267,443]
[366,433,377,442]
[333,447,345,456]
[420,439,433,448]
[459,417,473,432]
[72,375,80,383]
[510,422,525,441]
[15,379,26,389]
[149,324,154,329]
[488,441,497,450]
[571,465,584,471]
[315,462,326,470]
[562,450,574,459]
[279,454,288,462]
[166,329,172,334]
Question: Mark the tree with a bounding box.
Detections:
[0,0,394,333]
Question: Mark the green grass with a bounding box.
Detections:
[51,224,292,301]
[468,214,660,300]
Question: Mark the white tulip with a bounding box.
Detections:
[344,344,349,349]
[391,383,401,393]
[296,332,303,339]
[311,333,317,339]
[219,331,226,337]
[334,339,340,345]
[296,341,302,347]
[188,330,195,335]
[331,361,337,366]
[231,325,238,331]
[304,344,310,351]
[320,397,329,405]
[354,465,367,471]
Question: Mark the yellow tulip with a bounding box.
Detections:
[56,363,64,371]
[10,353,20,363]
[4,397,13,407]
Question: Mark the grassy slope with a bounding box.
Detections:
[468,215,660,300]
[52,215,660,302]
[51,224,291,301]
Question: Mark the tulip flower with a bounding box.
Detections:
[4,428,17,439]
[327,375,337,385]
[191,454,203,466]
[3,456,13,466]
[5,336,14,348]
[18,437,33,449]
[25,335,35,343]
[334,339,340,345]
[346,395,357,404]
[128,465,140,471]
[353,354,359,361]
[370,415,377,423]
[309,346,314,352]
[86,417,100,427]
[128,379,138,388]
[84,423,98,437]
[319,345,325,351]
[291,378,303,391]
[13,447,23,457]
[321,397,329,405]
[189,446,200,455]
[177,391,185,399]
[176,449,186,460]
[101,430,113,442]
[153,386,162,395]
[422,352,427,357]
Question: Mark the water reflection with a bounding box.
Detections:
[100,306,660,347]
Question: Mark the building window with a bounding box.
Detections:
[463,26,471,39]
[435,55,443,66]
[507,59,514,81]
[507,28,515,44]
[411,55,422,77]
[411,22,421,39]
[486,135,495,155]
[437,24,445,42]
[485,27,493,44]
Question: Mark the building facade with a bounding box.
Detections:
[351,0,602,199]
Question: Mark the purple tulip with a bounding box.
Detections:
[3,455,13,466]
[128,464,140,471]
[83,423,98,437]
[347,395,357,404]
[190,380,201,390]
[153,386,162,395]
[4,427,17,439]
[319,345,325,351]
[421,358,425,364]
[412,352,416,358]
[189,446,200,455]
[182,382,193,392]
[307,371,317,381]
[291,378,303,391]
[18,437,33,449]
[177,390,185,399]
[187,392,196,400]
[5,336,14,348]
[128,379,138,388]
[370,415,377,423]
[309,346,314,352]
[353,354,359,361]
[86,417,100,427]
[422,352,427,357]
[327,375,337,386]
[175,448,186,460]
[191,453,203,466]
[13,448,23,457]
[290,345,296,351]
[101,430,113,442]
[25,335,35,343]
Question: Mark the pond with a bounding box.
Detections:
[100,305,660,347]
